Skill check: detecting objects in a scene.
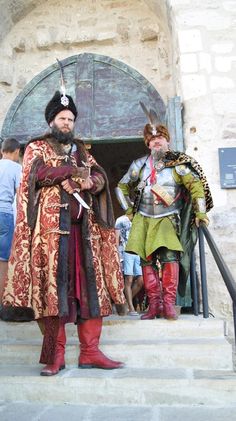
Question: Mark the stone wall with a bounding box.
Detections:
[0,0,173,122]
[0,0,236,322]
[167,0,236,321]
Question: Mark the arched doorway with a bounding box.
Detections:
[1,53,183,216]
[2,52,189,305]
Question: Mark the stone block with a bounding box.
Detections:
[96,32,117,42]
[211,42,234,54]
[213,92,236,115]
[199,52,212,74]
[185,116,217,142]
[178,30,202,53]
[116,22,129,41]
[210,184,227,207]
[17,75,27,90]
[210,76,234,90]
[181,74,207,100]
[183,96,214,118]
[0,59,13,86]
[179,53,198,73]
[215,56,236,72]
[168,0,191,5]
[175,10,232,31]
[36,31,52,50]
[222,119,236,140]
[223,0,236,12]
[140,27,159,42]
[13,38,26,53]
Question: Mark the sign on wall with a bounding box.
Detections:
[218,147,236,188]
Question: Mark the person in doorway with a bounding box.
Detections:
[115,214,143,316]
[0,82,126,375]
[115,106,213,320]
[0,138,21,303]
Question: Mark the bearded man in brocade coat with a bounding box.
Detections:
[116,115,213,321]
[0,89,126,376]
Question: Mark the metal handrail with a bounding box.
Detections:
[198,227,209,318]
[197,223,236,345]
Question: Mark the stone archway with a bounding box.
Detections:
[1,53,166,143]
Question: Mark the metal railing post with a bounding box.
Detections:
[190,252,199,316]
[198,227,209,318]
[233,302,236,348]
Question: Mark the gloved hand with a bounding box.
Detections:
[195,217,209,227]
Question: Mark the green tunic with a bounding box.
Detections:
[126,213,183,261]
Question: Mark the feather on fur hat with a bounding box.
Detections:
[45,59,77,124]
[139,101,170,145]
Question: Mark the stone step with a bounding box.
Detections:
[0,315,228,341]
[0,365,236,406]
[0,337,232,370]
[1,402,236,421]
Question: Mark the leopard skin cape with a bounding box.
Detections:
[164,150,213,212]
[164,150,213,297]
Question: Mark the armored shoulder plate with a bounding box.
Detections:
[119,155,149,184]
[175,164,191,176]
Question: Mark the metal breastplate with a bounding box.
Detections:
[138,161,182,218]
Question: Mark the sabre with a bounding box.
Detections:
[73,191,90,210]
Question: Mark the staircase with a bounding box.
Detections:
[0,315,236,420]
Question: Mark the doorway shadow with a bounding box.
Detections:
[90,141,147,219]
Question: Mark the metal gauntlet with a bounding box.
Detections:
[115,187,133,211]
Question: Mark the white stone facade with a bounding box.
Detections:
[0,0,236,323]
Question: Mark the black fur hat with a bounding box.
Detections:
[45,90,78,124]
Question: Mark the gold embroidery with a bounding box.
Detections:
[44,229,70,235]
[45,203,69,210]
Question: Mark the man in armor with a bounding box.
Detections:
[116,120,213,320]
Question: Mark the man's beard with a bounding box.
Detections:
[151,148,166,162]
[51,126,74,145]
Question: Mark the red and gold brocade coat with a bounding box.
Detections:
[1,136,125,322]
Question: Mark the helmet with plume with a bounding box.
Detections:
[140,101,170,145]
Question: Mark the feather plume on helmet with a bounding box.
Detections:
[140,101,170,145]
[44,59,77,124]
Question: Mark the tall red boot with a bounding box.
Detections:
[162,262,179,320]
[78,318,124,369]
[40,323,66,376]
[141,265,163,320]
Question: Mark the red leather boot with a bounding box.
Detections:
[78,318,124,369]
[40,323,66,376]
[162,262,179,320]
[141,265,163,320]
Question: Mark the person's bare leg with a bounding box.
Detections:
[131,275,143,298]
[124,275,135,312]
[0,260,8,303]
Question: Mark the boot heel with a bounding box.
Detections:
[59,364,66,370]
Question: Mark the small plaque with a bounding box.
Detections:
[218,148,236,188]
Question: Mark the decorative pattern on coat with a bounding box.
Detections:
[88,211,125,316]
[2,138,126,321]
[2,140,75,319]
